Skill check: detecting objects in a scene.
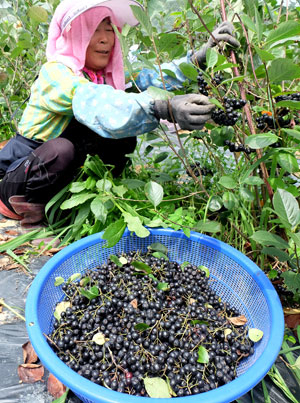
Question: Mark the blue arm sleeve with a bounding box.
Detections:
[72,83,159,139]
[134,52,193,91]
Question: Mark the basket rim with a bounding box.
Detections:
[25,227,284,403]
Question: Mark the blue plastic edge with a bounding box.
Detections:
[25,228,285,403]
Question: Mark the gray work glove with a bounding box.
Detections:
[192,21,240,68]
[153,94,215,131]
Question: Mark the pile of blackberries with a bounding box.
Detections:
[48,251,254,397]
[275,92,300,102]
[224,140,254,154]
[212,97,247,126]
[186,162,213,177]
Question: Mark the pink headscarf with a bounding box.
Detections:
[46,0,125,90]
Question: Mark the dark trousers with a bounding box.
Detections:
[0,119,137,210]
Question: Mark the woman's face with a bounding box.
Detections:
[85,18,115,71]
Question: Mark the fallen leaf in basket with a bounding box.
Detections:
[228,315,247,326]
[22,341,38,364]
[130,299,138,309]
[18,363,44,383]
[284,313,300,330]
[47,373,66,398]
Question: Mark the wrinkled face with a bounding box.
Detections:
[85,18,115,71]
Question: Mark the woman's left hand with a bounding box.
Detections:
[192,21,240,68]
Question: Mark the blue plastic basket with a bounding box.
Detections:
[25,228,284,403]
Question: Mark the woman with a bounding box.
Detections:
[0,0,239,226]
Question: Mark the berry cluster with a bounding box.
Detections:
[224,140,254,154]
[186,162,213,177]
[212,98,247,126]
[48,252,254,397]
[197,73,224,96]
[275,92,300,102]
[255,114,290,130]
[212,73,224,86]
[197,73,209,96]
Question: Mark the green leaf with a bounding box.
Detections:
[154,152,169,163]
[281,128,300,141]
[134,323,150,332]
[276,101,300,111]
[218,176,237,189]
[131,261,152,274]
[273,189,300,228]
[240,14,256,32]
[281,272,300,295]
[178,62,198,81]
[209,99,224,111]
[96,179,112,192]
[80,286,99,300]
[239,187,255,202]
[199,265,210,277]
[60,193,95,210]
[152,252,169,260]
[148,242,168,254]
[110,254,124,267]
[242,176,264,186]
[121,179,146,189]
[251,230,289,249]
[265,21,300,45]
[54,277,64,286]
[268,59,300,83]
[157,282,169,291]
[245,133,278,149]
[248,328,264,342]
[222,192,238,210]
[69,182,86,193]
[68,273,81,283]
[197,345,209,364]
[291,233,300,248]
[28,6,48,23]
[277,152,299,173]
[130,5,152,36]
[123,212,150,238]
[261,247,290,262]
[206,48,218,69]
[254,46,275,62]
[147,86,173,100]
[208,195,223,212]
[102,218,126,248]
[158,32,184,53]
[145,181,164,208]
[254,6,263,42]
[91,197,108,224]
[195,220,221,233]
[144,377,171,398]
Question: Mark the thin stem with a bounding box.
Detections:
[0,298,25,321]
